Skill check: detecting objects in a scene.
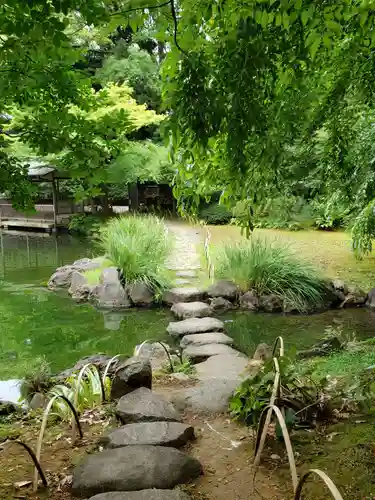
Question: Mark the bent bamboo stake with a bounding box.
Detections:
[253,357,281,467]
[72,363,104,441]
[3,440,48,488]
[294,469,344,500]
[33,394,82,491]
[272,336,285,358]
[254,404,298,493]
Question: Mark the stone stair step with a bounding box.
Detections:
[183,343,242,362]
[163,287,206,305]
[180,332,234,348]
[167,317,224,337]
[171,301,212,320]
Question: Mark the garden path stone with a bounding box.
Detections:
[183,343,241,361]
[165,222,202,271]
[194,353,248,381]
[163,287,206,305]
[100,421,195,448]
[116,387,182,423]
[71,446,201,497]
[180,332,234,348]
[174,279,192,286]
[171,302,212,319]
[111,357,152,400]
[176,270,197,278]
[167,317,224,337]
[88,490,192,500]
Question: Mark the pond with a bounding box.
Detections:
[0,230,374,384]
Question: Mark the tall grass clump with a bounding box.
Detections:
[99,215,172,295]
[215,238,325,312]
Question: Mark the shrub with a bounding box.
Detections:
[19,358,53,402]
[99,215,171,295]
[215,238,325,312]
[199,203,232,225]
[68,214,102,236]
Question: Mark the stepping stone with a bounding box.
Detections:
[174,279,191,286]
[183,343,242,361]
[171,302,212,320]
[72,446,201,497]
[100,422,195,449]
[176,270,197,278]
[195,353,248,381]
[167,317,224,337]
[116,387,181,424]
[163,287,206,305]
[171,378,242,414]
[88,490,191,500]
[180,332,234,348]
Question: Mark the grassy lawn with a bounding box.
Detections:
[208,225,375,291]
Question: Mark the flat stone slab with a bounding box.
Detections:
[176,270,197,278]
[163,287,206,305]
[116,387,181,424]
[195,353,248,381]
[167,317,224,337]
[171,302,212,320]
[89,490,191,500]
[183,343,241,361]
[172,378,241,414]
[72,446,201,497]
[180,332,234,348]
[100,421,195,448]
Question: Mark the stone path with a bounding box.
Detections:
[165,222,202,276]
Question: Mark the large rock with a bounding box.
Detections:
[69,271,99,303]
[163,288,206,305]
[332,279,349,295]
[116,387,181,424]
[366,287,375,308]
[56,354,120,381]
[48,259,102,290]
[128,283,154,307]
[171,302,212,320]
[111,357,152,399]
[194,353,247,381]
[180,332,234,348]
[340,286,367,308]
[88,490,192,500]
[134,342,173,372]
[167,317,224,337]
[209,297,233,313]
[100,421,195,448]
[259,294,283,313]
[171,378,241,414]
[183,343,241,361]
[239,290,259,311]
[297,337,342,359]
[100,267,120,284]
[69,271,89,295]
[207,280,239,300]
[97,283,131,309]
[71,446,201,497]
[0,400,19,416]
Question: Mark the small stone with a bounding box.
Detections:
[167,317,224,337]
[239,290,259,311]
[332,279,348,295]
[180,332,234,348]
[71,446,201,497]
[270,454,281,460]
[100,421,195,448]
[253,343,272,361]
[116,387,181,423]
[259,294,283,313]
[111,357,152,400]
[29,392,46,411]
[169,372,191,382]
[171,302,212,320]
[209,297,233,313]
[163,288,206,305]
[183,344,241,361]
[207,280,239,300]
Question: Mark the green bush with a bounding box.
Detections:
[215,238,325,312]
[68,214,102,236]
[99,215,172,295]
[199,203,232,225]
